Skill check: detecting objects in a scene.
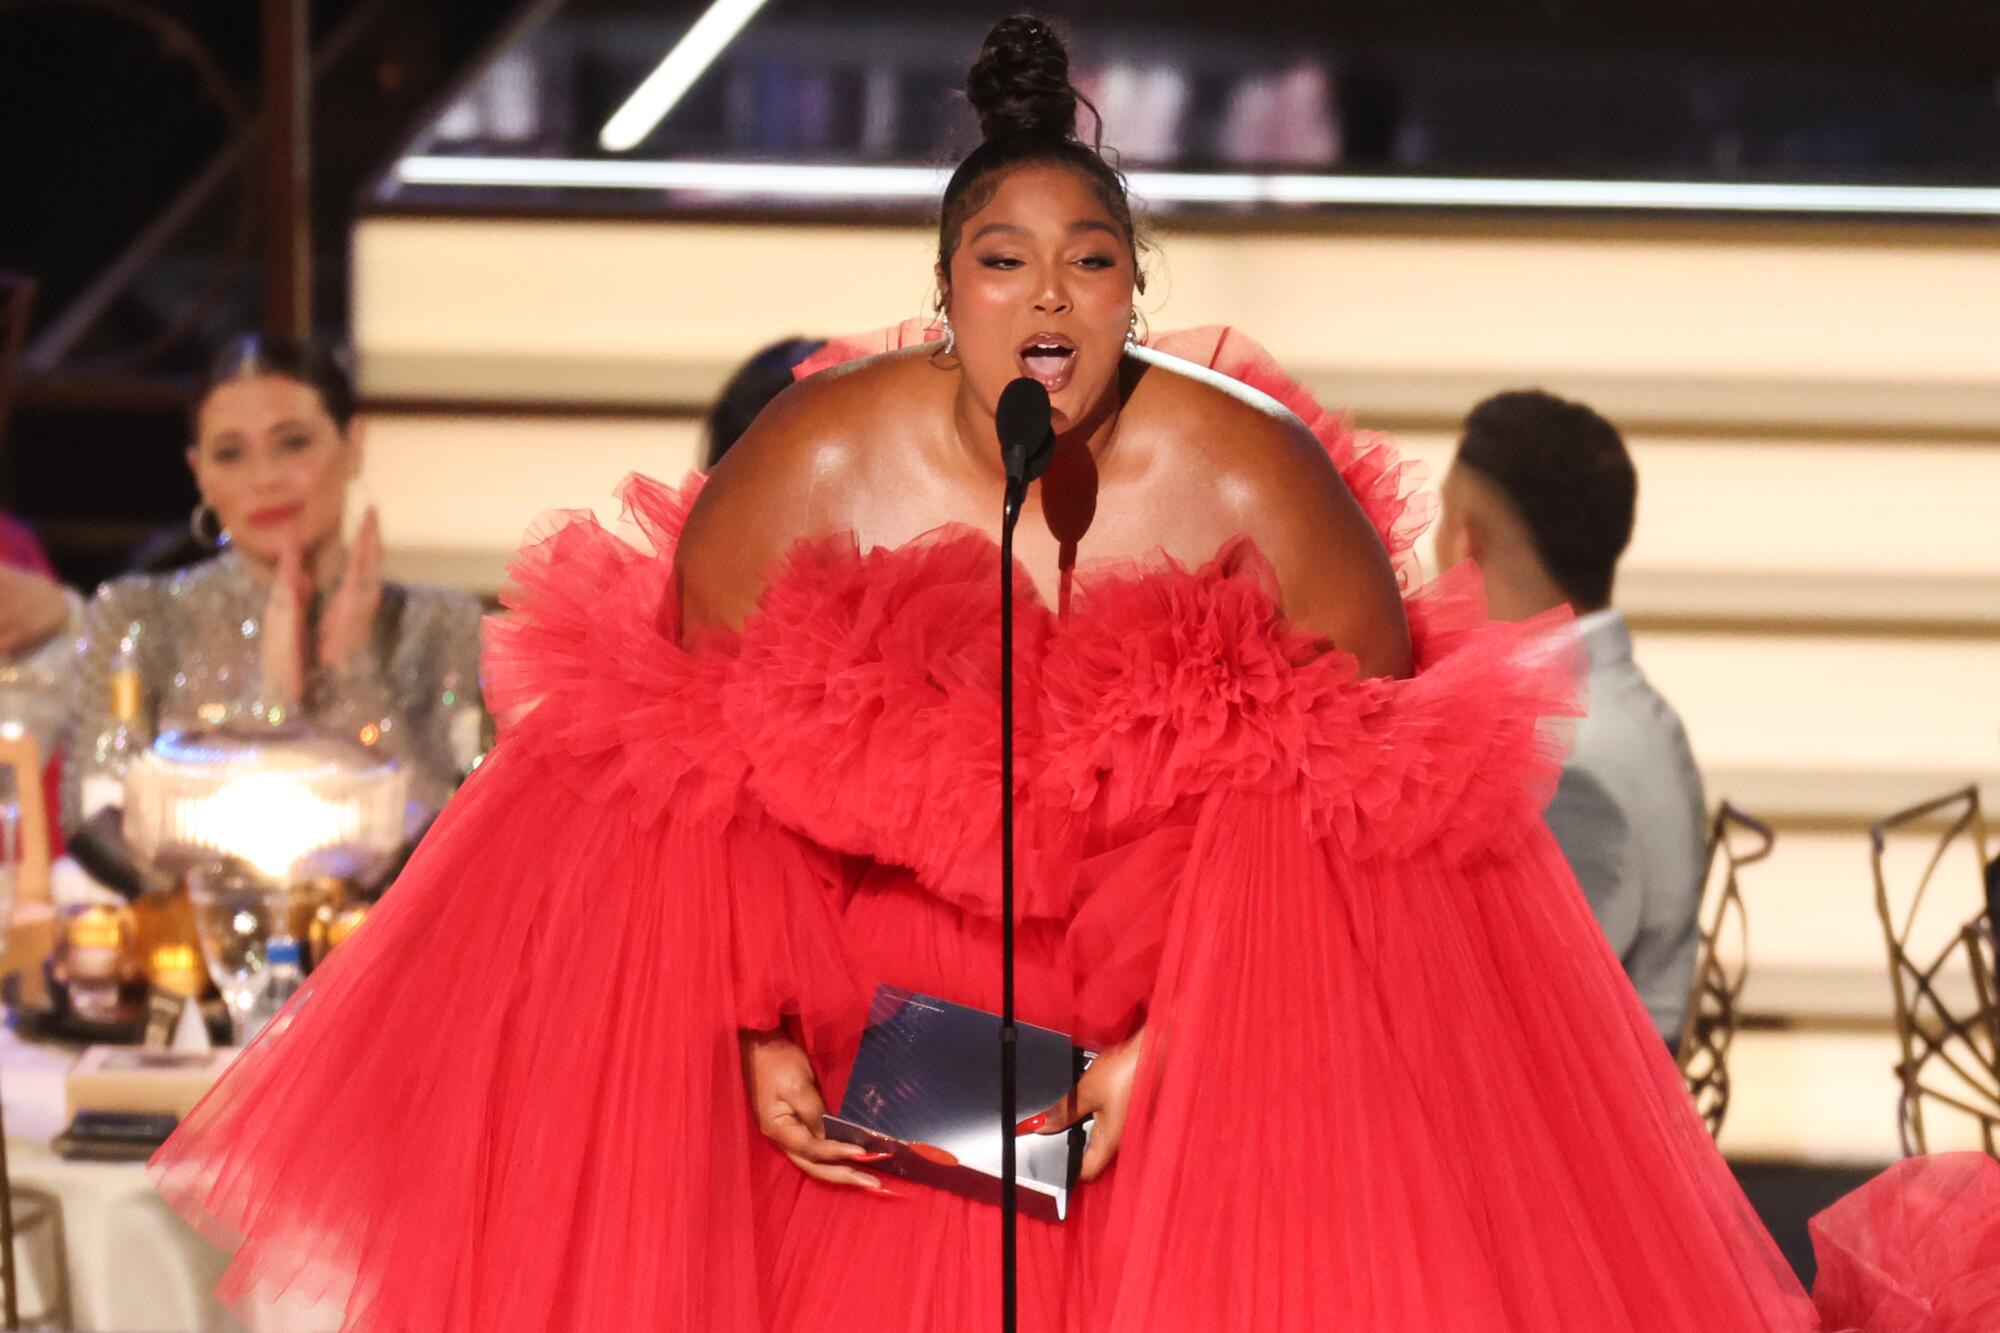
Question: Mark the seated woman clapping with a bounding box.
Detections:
[65,335,489,889]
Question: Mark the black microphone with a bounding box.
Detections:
[996,377,1056,493]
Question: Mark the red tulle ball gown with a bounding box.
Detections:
[150,327,1999,1331]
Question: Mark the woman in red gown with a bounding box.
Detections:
[152,16,1997,1331]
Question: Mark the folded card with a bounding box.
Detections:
[825,985,1094,1222]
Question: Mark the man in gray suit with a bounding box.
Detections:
[1434,391,1705,1047]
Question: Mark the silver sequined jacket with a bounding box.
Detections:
[64,550,489,835]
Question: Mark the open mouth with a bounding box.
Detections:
[1016,334,1077,392]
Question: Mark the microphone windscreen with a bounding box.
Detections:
[995,377,1053,485]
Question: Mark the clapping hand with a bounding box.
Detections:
[258,535,313,704]
[317,506,383,670]
[0,567,70,658]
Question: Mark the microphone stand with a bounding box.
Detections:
[991,375,1050,1333]
[998,471,1026,1333]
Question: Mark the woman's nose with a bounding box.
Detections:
[1032,278,1072,316]
[248,456,298,492]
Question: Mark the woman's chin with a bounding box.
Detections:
[228,523,335,564]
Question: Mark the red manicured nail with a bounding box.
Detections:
[851,1150,893,1163]
[1014,1114,1047,1136]
[870,1184,907,1200]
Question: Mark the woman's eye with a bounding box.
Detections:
[211,445,243,465]
[979,255,1023,270]
[1076,254,1116,270]
[278,433,314,453]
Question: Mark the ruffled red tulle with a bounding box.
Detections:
[1811,1153,2000,1332]
[151,332,1995,1331]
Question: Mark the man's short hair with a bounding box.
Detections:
[1456,390,1637,610]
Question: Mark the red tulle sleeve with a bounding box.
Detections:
[1075,775,1825,1331]
[1029,540,1818,1329]
[150,476,860,1331]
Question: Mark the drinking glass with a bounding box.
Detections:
[189,868,334,1040]
[188,865,325,1044]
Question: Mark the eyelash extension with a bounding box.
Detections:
[979,255,1117,270]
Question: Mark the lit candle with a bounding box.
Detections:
[146,943,207,1001]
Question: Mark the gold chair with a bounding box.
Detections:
[1676,803,1772,1139]
[1869,785,1998,1157]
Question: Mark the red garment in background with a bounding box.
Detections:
[0,514,56,577]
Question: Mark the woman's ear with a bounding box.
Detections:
[934,263,950,316]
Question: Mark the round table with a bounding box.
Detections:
[1,1027,238,1332]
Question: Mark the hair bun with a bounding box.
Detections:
[965,15,1079,143]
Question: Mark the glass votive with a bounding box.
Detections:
[323,904,370,958]
[133,888,210,1001]
[54,904,137,1024]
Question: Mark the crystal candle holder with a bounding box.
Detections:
[123,724,408,885]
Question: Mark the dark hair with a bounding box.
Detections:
[936,15,1143,298]
[705,336,827,467]
[1456,390,1637,611]
[196,333,359,431]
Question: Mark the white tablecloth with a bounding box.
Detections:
[1,1028,239,1332]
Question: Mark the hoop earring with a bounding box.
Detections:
[1126,307,1150,351]
[190,501,228,549]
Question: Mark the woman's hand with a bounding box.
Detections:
[1018,1025,1143,1182]
[0,568,70,657]
[740,1028,892,1193]
[317,506,383,671]
[258,536,312,704]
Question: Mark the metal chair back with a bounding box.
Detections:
[1676,802,1773,1138]
[1868,785,1998,1157]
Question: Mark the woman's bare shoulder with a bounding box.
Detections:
[675,349,933,632]
[1125,350,1343,510]
[1127,352,1413,677]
